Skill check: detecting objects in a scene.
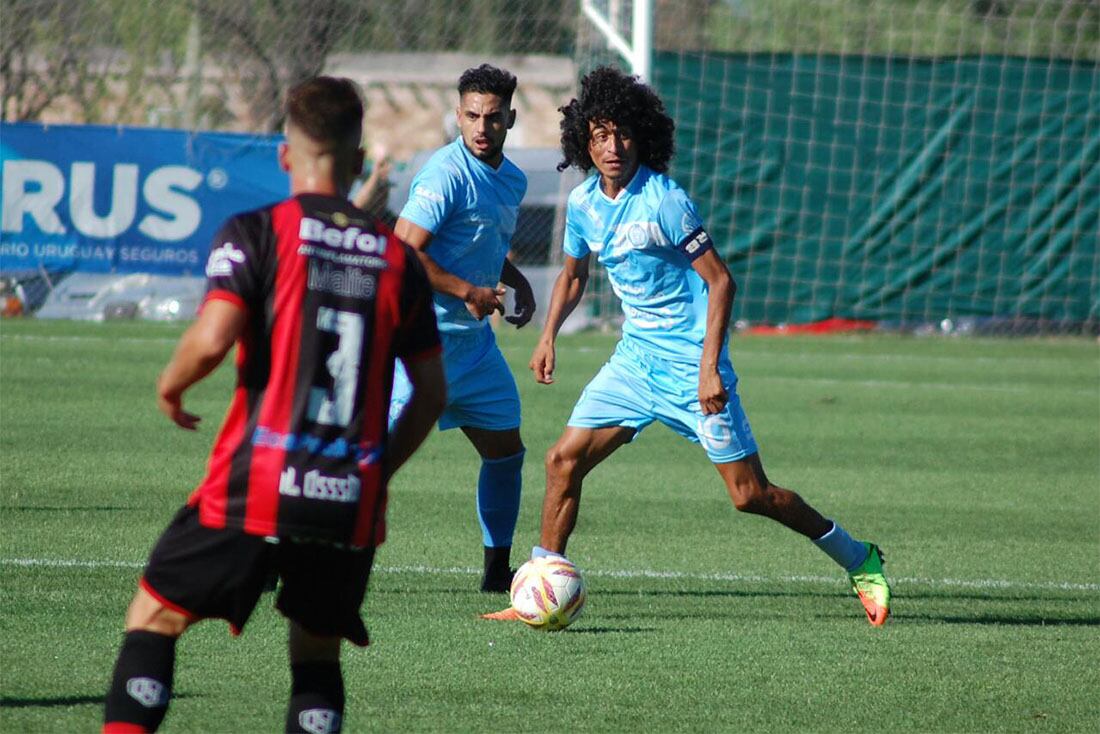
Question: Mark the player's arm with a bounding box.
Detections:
[499,256,536,327]
[529,253,590,384]
[156,299,247,430]
[351,148,392,218]
[394,217,504,320]
[385,352,446,480]
[691,248,736,415]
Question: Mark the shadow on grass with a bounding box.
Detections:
[899,613,1100,627]
[597,587,842,600]
[0,505,137,512]
[565,626,658,634]
[0,693,196,709]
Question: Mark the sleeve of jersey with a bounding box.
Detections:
[657,188,714,263]
[202,216,261,311]
[561,204,590,259]
[397,163,455,235]
[393,251,442,362]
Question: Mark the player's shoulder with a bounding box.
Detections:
[498,155,528,194]
[636,166,685,197]
[417,139,467,180]
[567,173,602,205]
[216,199,282,241]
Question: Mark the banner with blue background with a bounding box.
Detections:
[1,122,288,276]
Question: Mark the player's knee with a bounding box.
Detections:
[544,444,579,481]
[729,480,768,514]
[124,589,191,637]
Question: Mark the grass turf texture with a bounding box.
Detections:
[1,319,1097,732]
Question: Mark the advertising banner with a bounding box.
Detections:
[1,122,288,276]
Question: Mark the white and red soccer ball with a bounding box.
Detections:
[509,556,587,630]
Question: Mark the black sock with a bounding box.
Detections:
[286,661,345,733]
[481,546,514,591]
[103,630,177,732]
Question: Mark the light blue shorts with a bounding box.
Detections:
[568,338,758,464]
[390,327,521,432]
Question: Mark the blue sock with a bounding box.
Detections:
[812,521,869,571]
[477,450,524,548]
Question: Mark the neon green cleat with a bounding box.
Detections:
[849,543,891,626]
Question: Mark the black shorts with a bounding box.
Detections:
[141,505,375,646]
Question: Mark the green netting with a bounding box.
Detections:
[655,52,1100,325]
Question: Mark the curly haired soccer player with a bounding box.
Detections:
[485,66,891,626]
[389,64,537,593]
[102,77,446,733]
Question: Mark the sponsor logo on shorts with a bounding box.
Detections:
[206,241,245,277]
[696,413,734,452]
[299,708,342,734]
[126,677,169,708]
[279,468,361,503]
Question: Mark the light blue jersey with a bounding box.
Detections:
[399,137,527,334]
[564,165,756,462]
[564,165,720,363]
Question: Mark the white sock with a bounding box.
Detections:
[812,521,869,571]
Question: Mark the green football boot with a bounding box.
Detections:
[849,542,891,626]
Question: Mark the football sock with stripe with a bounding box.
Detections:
[103,630,177,733]
[811,520,869,572]
[476,450,524,549]
[286,662,345,734]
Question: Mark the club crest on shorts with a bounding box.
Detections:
[126,677,169,708]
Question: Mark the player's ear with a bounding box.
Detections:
[507,108,516,130]
[277,142,291,173]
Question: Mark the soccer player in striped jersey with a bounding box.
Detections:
[389,64,536,593]
[103,77,446,734]
[485,67,891,626]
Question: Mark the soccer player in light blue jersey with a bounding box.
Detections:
[485,67,891,625]
[391,65,536,592]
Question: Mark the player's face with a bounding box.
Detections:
[456,92,514,168]
[587,120,638,186]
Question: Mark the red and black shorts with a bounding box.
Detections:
[141,505,375,646]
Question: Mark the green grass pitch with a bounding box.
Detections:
[1,319,1098,732]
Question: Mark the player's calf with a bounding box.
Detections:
[103,630,177,733]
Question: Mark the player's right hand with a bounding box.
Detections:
[464,286,506,320]
[530,341,556,384]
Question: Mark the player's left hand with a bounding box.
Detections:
[505,283,536,328]
[158,392,202,430]
[698,369,728,415]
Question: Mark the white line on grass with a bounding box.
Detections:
[4,557,1096,593]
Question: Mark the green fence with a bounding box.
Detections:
[655,53,1099,326]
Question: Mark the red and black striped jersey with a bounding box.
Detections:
[188,193,440,548]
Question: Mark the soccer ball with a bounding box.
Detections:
[510,556,586,630]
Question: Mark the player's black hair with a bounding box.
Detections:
[457,64,518,104]
[557,66,675,173]
[285,76,363,145]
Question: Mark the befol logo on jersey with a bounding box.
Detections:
[299,708,342,734]
[1,160,203,241]
[126,677,169,708]
[206,242,246,277]
[299,216,387,255]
